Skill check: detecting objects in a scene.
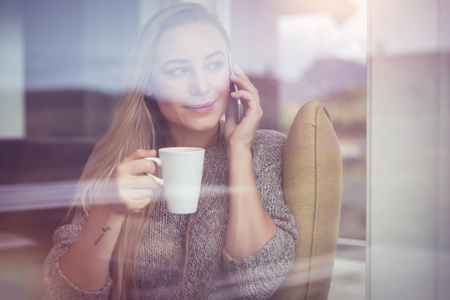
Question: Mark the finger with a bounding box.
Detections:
[231,90,259,109]
[232,63,258,96]
[117,158,157,176]
[118,174,159,189]
[230,74,257,94]
[232,63,250,83]
[123,149,157,163]
[128,197,152,211]
[231,91,263,121]
[131,189,154,201]
[121,188,154,202]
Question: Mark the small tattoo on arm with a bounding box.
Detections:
[94,227,111,245]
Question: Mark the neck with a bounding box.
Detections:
[168,123,220,148]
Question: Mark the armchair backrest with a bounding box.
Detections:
[272,100,343,300]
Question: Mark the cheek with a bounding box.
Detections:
[152,79,187,104]
[212,74,230,112]
[156,101,179,123]
[220,71,231,89]
[212,73,231,97]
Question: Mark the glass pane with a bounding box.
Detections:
[368,0,450,298]
[0,0,367,298]
[274,3,367,300]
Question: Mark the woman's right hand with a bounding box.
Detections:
[59,149,158,291]
[98,149,160,215]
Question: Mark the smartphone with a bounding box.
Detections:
[228,53,244,124]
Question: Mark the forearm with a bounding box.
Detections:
[225,144,277,259]
[59,205,125,291]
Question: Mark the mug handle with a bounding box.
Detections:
[144,157,164,186]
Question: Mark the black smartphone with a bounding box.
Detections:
[228,54,244,124]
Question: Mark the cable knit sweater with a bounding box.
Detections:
[43,130,298,299]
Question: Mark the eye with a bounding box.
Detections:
[206,61,224,71]
[166,67,189,77]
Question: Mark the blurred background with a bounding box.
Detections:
[0,0,367,299]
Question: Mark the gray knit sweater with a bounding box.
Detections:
[43,130,298,299]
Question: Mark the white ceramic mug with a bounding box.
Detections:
[145,147,205,214]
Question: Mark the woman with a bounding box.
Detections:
[43,3,297,299]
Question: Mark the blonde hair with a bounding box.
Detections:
[68,3,231,299]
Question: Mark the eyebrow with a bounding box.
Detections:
[205,50,225,60]
[161,59,188,68]
[160,50,226,68]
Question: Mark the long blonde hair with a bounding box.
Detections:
[68,3,231,299]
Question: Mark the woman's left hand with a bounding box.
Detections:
[223,63,263,149]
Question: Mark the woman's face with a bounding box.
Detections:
[150,22,230,133]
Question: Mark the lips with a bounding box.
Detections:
[183,99,218,113]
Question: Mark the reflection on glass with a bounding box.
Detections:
[0,0,366,299]
[275,2,366,299]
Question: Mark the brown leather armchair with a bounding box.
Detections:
[272,100,343,300]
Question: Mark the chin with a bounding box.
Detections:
[185,115,221,132]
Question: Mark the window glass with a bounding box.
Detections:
[0,1,366,298]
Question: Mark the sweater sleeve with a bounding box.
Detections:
[222,131,298,300]
[43,208,113,300]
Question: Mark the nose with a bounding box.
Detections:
[189,70,209,96]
